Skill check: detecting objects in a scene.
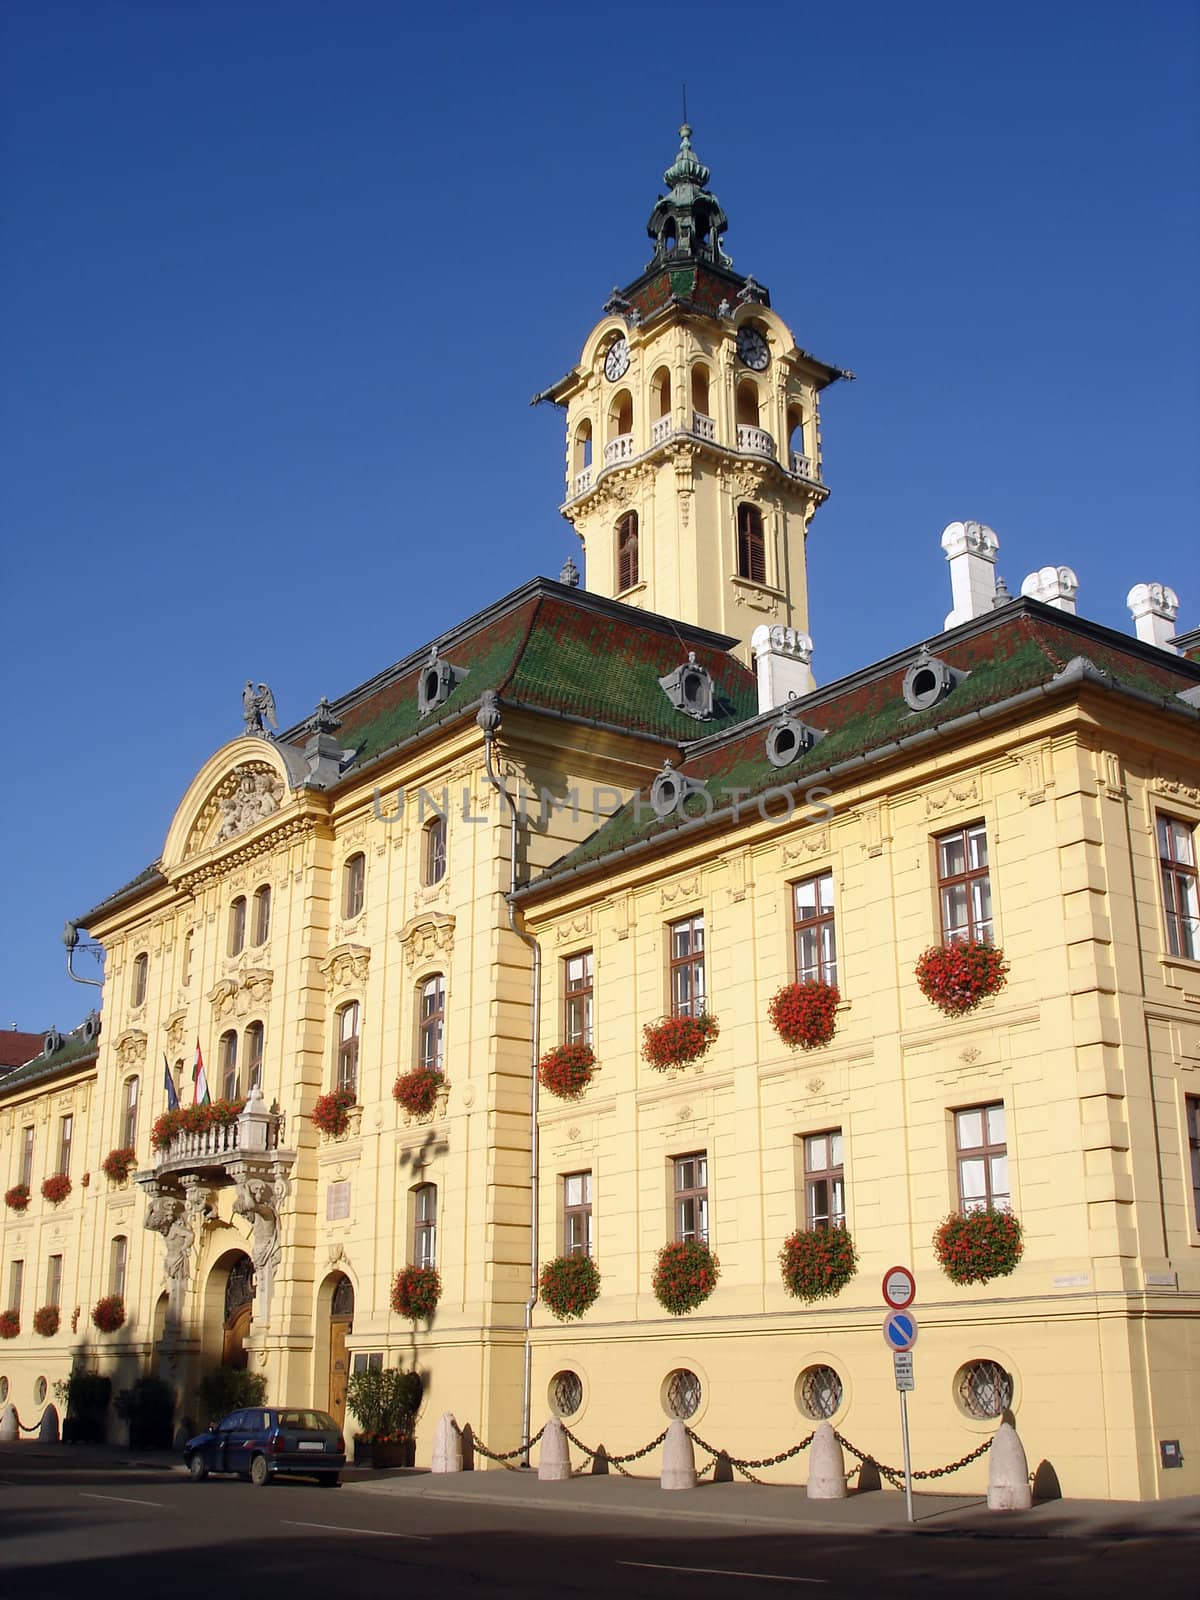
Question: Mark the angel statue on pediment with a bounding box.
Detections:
[242,681,278,736]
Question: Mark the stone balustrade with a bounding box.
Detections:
[737,424,776,458]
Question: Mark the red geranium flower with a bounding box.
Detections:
[539,1254,601,1320]
[538,1043,596,1100]
[915,941,1008,1017]
[392,1067,442,1118]
[768,981,840,1050]
[642,1013,719,1071]
[391,1266,441,1320]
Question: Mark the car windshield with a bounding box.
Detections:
[276,1410,336,1431]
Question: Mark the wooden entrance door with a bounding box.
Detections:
[327,1274,354,1429]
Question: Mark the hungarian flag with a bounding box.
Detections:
[192,1041,211,1106]
[163,1053,180,1110]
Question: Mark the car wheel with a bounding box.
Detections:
[186,1454,209,1482]
[317,1473,340,1488]
[249,1454,270,1487]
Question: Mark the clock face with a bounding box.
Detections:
[604,337,630,382]
[736,327,770,371]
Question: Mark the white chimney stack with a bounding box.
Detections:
[1126,583,1179,653]
[941,521,999,628]
[751,624,816,714]
[1021,565,1079,613]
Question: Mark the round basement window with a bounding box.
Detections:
[662,1368,702,1420]
[549,1370,583,1418]
[796,1364,843,1421]
[955,1359,1013,1420]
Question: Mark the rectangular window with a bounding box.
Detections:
[121,1078,139,1149]
[245,1023,264,1093]
[564,951,594,1046]
[803,1130,845,1229]
[46,1254,63,1308]
[343,854,366,920]
[219,1032,239,1101]
[351,1352,384,1375]
[413,1184,437,1269]
[1188,1096,1200,1232]
[955,1103,1009,1212]
[563,1171,593,1257]
[1158,815,1200,960]
[109,1236,128,1300]
[419,977,446,1072]
[673,1152,708,1243]
[19,1127,34,1189]
[937,822,993,944]
[8,1260,23,1313]
[337,1003,360,1095]
[669,915,706,1018]
[793,873,837,985]
[58,1114,73,1176]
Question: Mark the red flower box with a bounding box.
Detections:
[768,981,840,1050]
[652,1239,720,1315]
[915,941,1008,1017]
[92,1295,126,1333]
[102,1147,137,1184]
[311,1088,356,1137]
[779,1225,858,1301]
[642,1012,719,1071]
[391,1265,441,1320]
[0,1309,19,1339]
[150,1098,244,1151]
[934,1208,1023,1285]
[33,1304,60,1337]
[4,1183,30,1213]
[539,1254,601,1321]
[41,1173,72,1205]
[392,1066,442,1118]
[538,1042,595,1101]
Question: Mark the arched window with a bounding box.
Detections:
[651,366,672,420]
[787,405,806,463]
[422,815,447,886]
[663,219,677,253]
[252,884,271,946]
[337,1002,360,1095]
[607,389,633,442]
[131,952,149,1008]
[691,364,710,419]
[121,1076,140,1148]
[737,503,766,584]
[218,1030,239,1100]
[228,897,247,956]
[181,931,194,987]
[110,1235,128,1299]
[244,1022,264,1092]
[573,420,593,473]
[413,1183,438,1269]
[736,380,760,428]
[616,512,639,592]
[343,854,366,919]
[418,975,445,1073]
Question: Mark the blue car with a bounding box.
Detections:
[183,1406,346,1487]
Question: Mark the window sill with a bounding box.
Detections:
[1158,954,1200,1000]
[615,581,646,603]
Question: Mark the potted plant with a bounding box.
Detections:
[934,1208,1024,1285]
[768,980,840,1050]
[779,1225,858,1301]
[310,1087,356,1137]
[55,1363,113,1443]
[539,1254,601,1320]
[196,1365,267,1427]
[641,1012,720,1071]
[102,1147,137,1184]
[42,1172,72,1205]
[0,1309,19,1339]
[33,1303,60,1337]
[915,941,1009,1017]
[392,1066,442,1118]
[651,1239,720,1315]
[114,1375,176,1449]
[537,1042,596,1100]
[91,1294,126,1333]
[346,1366,422,1467]
[391,1265,441,1321]
[4,1183,30,1212]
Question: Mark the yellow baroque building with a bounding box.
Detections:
[2,129,1198,1501]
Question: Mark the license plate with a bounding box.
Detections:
[297,1442,324,1452]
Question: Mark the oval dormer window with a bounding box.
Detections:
[902,649,959,712]
[766,715,819,770]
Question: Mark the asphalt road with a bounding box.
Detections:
[0,1453,1194,1599]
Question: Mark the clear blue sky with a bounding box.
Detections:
[3,1,1197,1032]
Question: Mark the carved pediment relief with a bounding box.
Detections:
[208,970,274,1020]
[321,944,370,994]
[396,913,455,969]
[164,1010,188,1054]
[186,762,285,858]
[114,1029,147,1068]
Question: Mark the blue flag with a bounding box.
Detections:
[163,1053,180,1110]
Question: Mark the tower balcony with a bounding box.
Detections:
[737,424,777,459]
[692,412,715,441]
[651,416,672,446]
[789,451,814,478]
[573,467,593,496]
[603,434,635,468]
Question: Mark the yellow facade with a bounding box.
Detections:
[2,129,1197,1501]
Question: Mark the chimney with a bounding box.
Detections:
[1021,565,1079,613]
[1126,583,1179,653]
[941,521,999,628]
[751,625,816,713]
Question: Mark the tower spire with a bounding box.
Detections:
[645,120,730,271]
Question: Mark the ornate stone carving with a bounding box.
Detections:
[230,1160,291,1326]
[164,1010,188,1054]
[187,762,286,858]
[114,1030,147,1069]
[321,944,370,993]
[783,828,830,864]
[925,776,980,816]
[242,682,278,736]
[397,914,455,969]
[1153,774,1200,806]
[660,876,701,908]
[208,970,273,1020]
[555,914,592,944]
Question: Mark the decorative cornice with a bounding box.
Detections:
[320,944,371,994]
[396,913,455,969]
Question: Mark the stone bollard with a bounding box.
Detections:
[660,1419,697,1491]
[38,1405,60,1443]
[431,1411,463,1473]
[806,1421,848,1500]
[0,1405,17,1442]
[987,1420,1032,1511]
[538,1416,571,1481]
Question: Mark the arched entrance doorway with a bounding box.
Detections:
[222,1253,255,1369]
[327,1274,354,1429]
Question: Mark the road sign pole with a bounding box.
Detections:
[899,1389,914,1523]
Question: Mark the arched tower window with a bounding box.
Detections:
[418,975,446,1073]
[252,884,271,945]
[691,364,711,421]
[736,504,766,585]
[336,1002,360,1095]
[788,406,808,471]
[228,897,246,956]
[607,390,633,442]
[573,420,593,474]
[219,1030,239,1100]
[651,366,672,420]
[244,1021,264,1092]
[616,512,639,592]
[422,815,447,886]
[736,380,760,428]
[343,853,365,919]
[131,952,149,1008]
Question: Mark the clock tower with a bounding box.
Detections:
[537,126,849,664]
